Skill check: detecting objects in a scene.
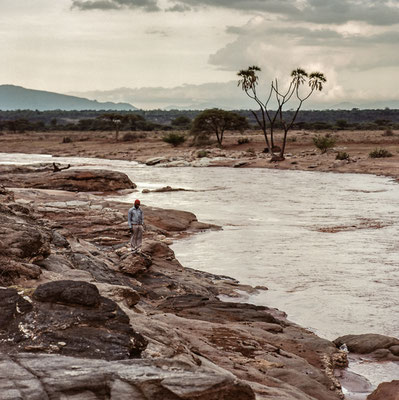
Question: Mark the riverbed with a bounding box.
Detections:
[1,152,398,393]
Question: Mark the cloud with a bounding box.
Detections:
[71,0,160,12]
[207,14,399,105]
[171,0,399,26]
[166,3,191,12]
[209,16,399,71]
[70,0,399,26]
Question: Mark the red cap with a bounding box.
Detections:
[134,199,140,205]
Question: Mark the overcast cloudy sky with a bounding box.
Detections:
[1,0,398,109]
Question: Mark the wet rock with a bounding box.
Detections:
[145,157,168,165]
[367,380,399,400]
[0,281,147,360]
[0,353,255,400]
[0,165,136,192]
[334,334,399,360]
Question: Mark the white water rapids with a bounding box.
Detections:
[1,153,398,396]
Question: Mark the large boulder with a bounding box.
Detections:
[334,334,399,361]
[367,380,399,400]
[0,281,147,360]
[0,353,255,400]
[32,279,101,306]
[0,165,136,192]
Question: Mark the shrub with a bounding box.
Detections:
[287,136,297,142]
[237,137,250,144]
[197,150,209,158]
[246,147,255,155]
[62,136,72,143]
[312,134,336,153]
[382,129,394,137]
[335,151,350,161]
[122,132,138,142]
[369,148,393,158]
[162,132,186,147]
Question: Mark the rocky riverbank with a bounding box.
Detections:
[1,128,398,182]
[0,165,397,400]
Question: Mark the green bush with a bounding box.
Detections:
[369,148,393,158]
[237,137,250,144]
[162,132,186,147]
[335,151,350,160]
[312,134,336,153]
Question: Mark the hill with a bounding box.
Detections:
[0,85,136,111]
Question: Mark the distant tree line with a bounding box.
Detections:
[0,108,398,133]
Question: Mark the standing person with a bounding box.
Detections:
[128,199,144,253]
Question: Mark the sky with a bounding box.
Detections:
[1,0,398,109]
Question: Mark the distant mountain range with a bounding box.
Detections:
[0,85,136,111]
[1,83,397,112]
[70,82,399,111]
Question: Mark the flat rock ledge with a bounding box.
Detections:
[0,164,136,192]
[0,353,254,400]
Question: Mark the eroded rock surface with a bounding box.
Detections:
[0,177,347,400]
[0,353,255,400]
[0,282,147,360]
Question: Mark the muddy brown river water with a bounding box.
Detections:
[1,153,398,396]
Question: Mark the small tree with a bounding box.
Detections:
[99,113,123,141]
[313,134,336,153]
[237,66,326,161]
[191,108,248,146]
[162,132,186,147]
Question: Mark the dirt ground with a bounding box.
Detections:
[0,129,398,182]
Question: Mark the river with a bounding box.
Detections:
[1,153,398,395]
